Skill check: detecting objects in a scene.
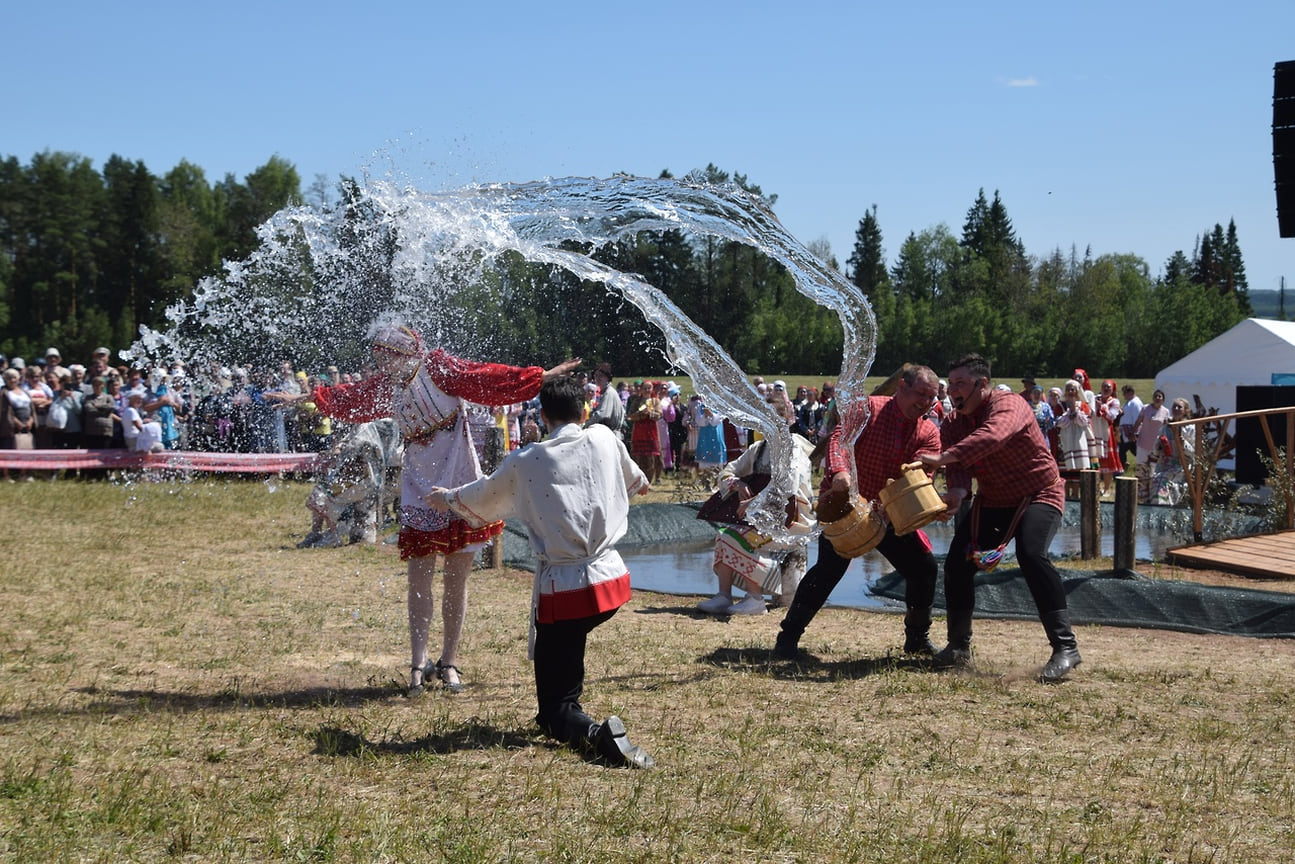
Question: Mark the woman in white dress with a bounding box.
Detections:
[311,323,578,694]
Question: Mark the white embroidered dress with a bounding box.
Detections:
[312,348,544,554]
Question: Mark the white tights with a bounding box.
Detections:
[407,550,472,685]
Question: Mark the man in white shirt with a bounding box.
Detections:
[427,376,654,768]
[122,391,164,452]
[583,362,624,434]
[1118,385,1144,469]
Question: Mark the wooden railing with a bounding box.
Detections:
[1167,406,1295,540]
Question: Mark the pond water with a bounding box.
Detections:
[623,520,1181,610]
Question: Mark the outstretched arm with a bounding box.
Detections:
[542,358,582,380]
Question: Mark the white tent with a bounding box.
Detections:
[1154,317,1295,416]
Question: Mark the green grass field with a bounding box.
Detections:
[2,478,1292,862]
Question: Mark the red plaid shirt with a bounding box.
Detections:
[940,388,1064,511]
[825,395,940,500]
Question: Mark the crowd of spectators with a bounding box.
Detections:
[0,347,392,461]
[574,372,842,484]
[0,346,1204,506]
[518,366,1203,511]
[963,370,1196,506]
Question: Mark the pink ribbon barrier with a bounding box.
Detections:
[0,449,323,473]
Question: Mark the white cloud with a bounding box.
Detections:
[1005,76,1039,88]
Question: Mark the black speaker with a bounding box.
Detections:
[1235,385,1295,484]
[1277,61,1295,238]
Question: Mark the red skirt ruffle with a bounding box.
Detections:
[399,519,503,560]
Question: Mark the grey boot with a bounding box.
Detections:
[933,608,973,668]
[1040,609,1082,682]
[903,606,937,655]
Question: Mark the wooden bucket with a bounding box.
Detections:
[818,494,885,558]
[878,463,947,535]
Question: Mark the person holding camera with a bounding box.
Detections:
[49,374,85,449]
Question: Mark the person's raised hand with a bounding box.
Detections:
[542,358,582,380]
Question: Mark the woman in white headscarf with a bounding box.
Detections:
[309,323,579,694]
[1055,379,1095,478]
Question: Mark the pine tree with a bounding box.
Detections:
[1163,250,1191,285]
[846,205,888,297]
[1192,228,1221,288]
[1223,219,1252,315]
[960,188,991,254]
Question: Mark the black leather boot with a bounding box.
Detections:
[932,608,973,668]
[1040,609,1082,682]
[774,582,821,659]
[590,715,654,769]
[903,605,937,655]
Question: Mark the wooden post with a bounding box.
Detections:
[1113,475,1137,571]
[491,534,504,569]
[1080,469,1100,560]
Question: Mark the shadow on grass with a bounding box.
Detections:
[633,602,714,616]
[0,682,402,723]
[634,601,802,618]
[312,719,537,758]
[701,645,940,682]
[312,721,643,769]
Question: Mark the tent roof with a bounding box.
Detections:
[1155,318,1295,415]
[1159,318,1295,377]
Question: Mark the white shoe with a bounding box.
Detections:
[696,593,735,614]
[729,594,767,615]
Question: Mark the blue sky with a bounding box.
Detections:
[7,1,1294,297]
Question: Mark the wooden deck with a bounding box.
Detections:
[1167,530,1295,579]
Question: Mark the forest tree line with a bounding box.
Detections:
[0,153,1254,378]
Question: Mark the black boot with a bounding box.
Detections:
[773,544,845,660]
[1040,609,1082,682]
[773,629,800,660]
[589,716,654,769]
[932,608,973,668]
[903,605,937,655]
[774,589,818,660]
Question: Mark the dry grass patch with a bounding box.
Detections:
[2,478,1294,862]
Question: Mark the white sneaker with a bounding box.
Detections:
[696,593,735,614]
[729,594,767,615]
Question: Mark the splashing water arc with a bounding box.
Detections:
[133,175,878,538]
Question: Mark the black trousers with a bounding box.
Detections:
[780,526,938,639]
[943,501,1067,617]
[1118,438,1137,470]
[533,608,618,747]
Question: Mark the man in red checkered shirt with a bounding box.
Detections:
[774,364,942,660]
[919,352,1081,683]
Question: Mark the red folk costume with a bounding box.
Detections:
[1093,379,1124,474]
[627,389,661,458]
[312,328,545,560]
